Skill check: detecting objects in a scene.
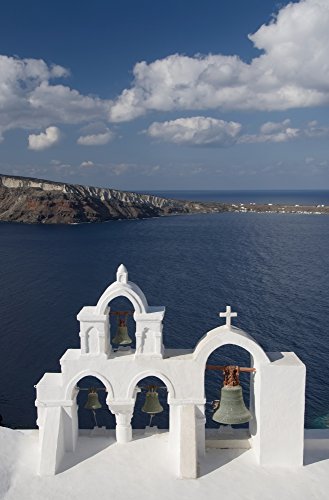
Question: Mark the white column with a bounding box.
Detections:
[195,405,206,457]
[255,354,306,467]
[38,406,65,476]
[62,402,78,452]
[170,402,198,479]
[178,404,198,479]
[134,310,165,357]
[77,307,110,356]
[107,402,134,444]
[115,411,133,443]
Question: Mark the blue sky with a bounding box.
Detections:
[0,0,328,190]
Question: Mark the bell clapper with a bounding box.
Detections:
[92,409,99,428]
[212,400,220,411]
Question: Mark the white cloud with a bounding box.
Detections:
[147,117,241,146]
[146,116,329,147]
[28,126,61,150]
[80,160,95,167]
[240,119,301,144]
[0,55,112,140]
[107,163,161,176]
[77,129,114,146]
[260,119,291,135]
[304,120,329,138]
[240,118,329,144]
[109,0,329,121]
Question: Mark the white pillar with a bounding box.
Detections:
[38,406,65,476]
[134,310,165,357]
[62,402,78,452]
[77,307,110,356]
[195,405,206,457]
[170,402,198,479]
[108,402,134,444]
[255,353,306,467]
[115,412,133,443]
[178,404,198,479]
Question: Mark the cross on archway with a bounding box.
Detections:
[219,305,237,328]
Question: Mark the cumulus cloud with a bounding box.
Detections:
[147,117,241,146]
[109,0,329,121]
[77,129,114,146]
[260,119,291,135]
[28,126,61,150]
[240,118,329,144]
[0,55,112,140]
[240,119,301,144]
[146,116,329,147]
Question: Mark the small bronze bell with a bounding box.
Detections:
[84,388,102,410]
[112,317,132,345]
[142,387,164,415]
[212,385,252,425]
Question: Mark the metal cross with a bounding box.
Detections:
[219,305,237,328]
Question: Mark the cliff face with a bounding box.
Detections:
[0,174,227,224]
[1,173,327,224]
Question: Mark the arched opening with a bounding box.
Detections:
[76,376,115,433]
[204,344,255,439]
[131,376,170,435]
[107,296,137,351]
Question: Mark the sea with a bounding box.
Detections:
[0,190,328,430]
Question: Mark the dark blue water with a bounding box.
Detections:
[146,190,329,205]
[0,209,328,429]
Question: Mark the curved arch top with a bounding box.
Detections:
[126,370,176,400]
[65,370,115,400]
[96,281,149,315]
[193,325,270,366]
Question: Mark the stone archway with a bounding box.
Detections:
[61,370,115,452]
[96,264,149,316]
[77,265,165,357]
[127,370,176,400]
[127,371,175,438]
[193,323,270,453]
[203,343,257,460]
[65,370,114,401]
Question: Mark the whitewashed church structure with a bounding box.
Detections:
[35,265,306,478]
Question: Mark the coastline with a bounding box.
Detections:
[1,174,328,224]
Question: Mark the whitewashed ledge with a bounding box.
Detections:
[1,427,329,500]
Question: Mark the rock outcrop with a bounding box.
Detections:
[0,174,228,224]
[0,174,328,224]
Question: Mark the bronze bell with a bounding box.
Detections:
[112,318,132,345]
[212,385,252,425]
[142,387,164,415]
[84,388,102,410]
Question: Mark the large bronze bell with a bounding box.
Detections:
[213,385,252,425]
[142,387,164,415]
[112,318,132,345]
[84,388,102,410]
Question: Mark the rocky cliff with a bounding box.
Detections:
[0,174,228,224]
[1,174,328,224]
